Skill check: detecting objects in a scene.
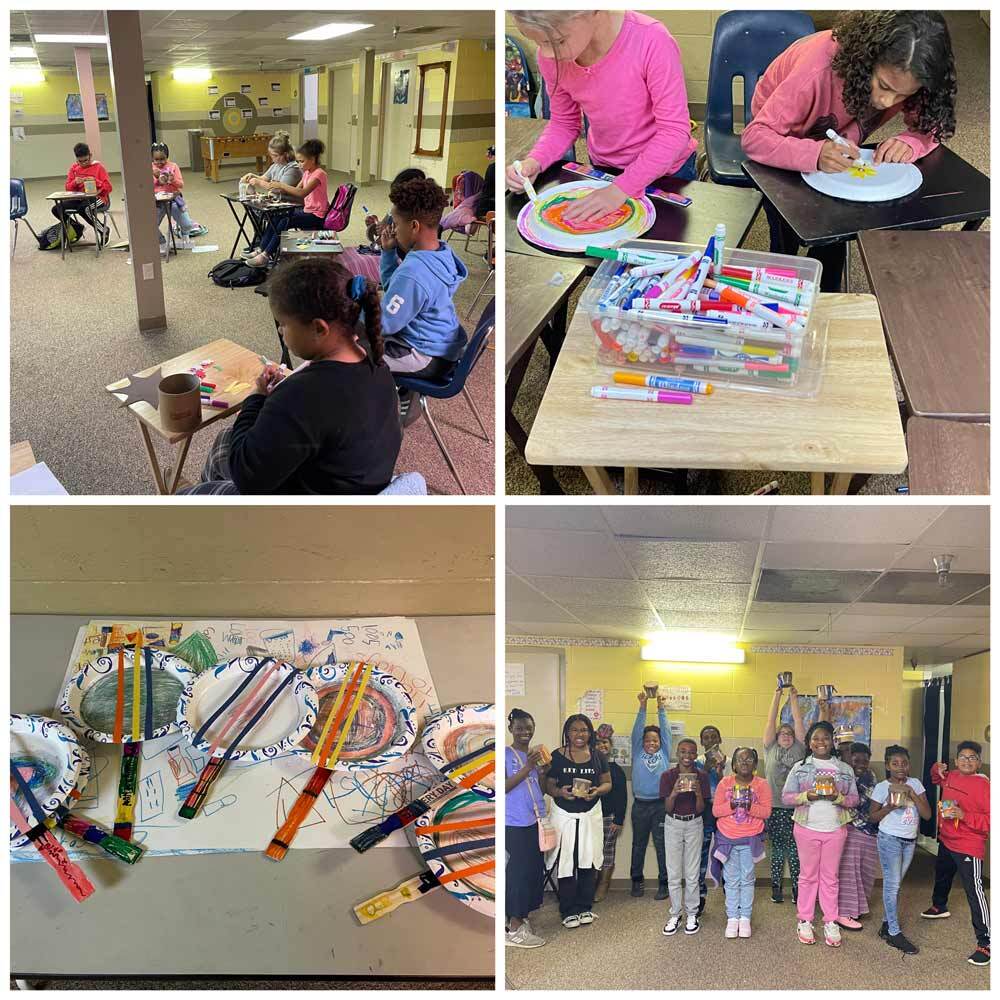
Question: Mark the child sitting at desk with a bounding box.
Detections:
[379,177,468,376]
[241,130,303,204]
[742,11,957,292]
[52,142,113,246]
[243,138,329,268]
[182,258,402,495]
[151,142,207,241]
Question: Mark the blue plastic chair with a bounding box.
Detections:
[705,11,815,186]
[10,178,39,257]
[393,298,494,495]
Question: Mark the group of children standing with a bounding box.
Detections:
[506,687,989,968]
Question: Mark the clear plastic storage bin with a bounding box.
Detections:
[582,239,829,397]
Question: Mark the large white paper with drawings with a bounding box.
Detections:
[12,617,442,862]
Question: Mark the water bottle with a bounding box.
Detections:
[239,180,247,201]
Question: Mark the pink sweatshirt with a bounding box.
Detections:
[712,774,772,839]
[742,31,939,173]
[528,11,696,198]
[152,159,184,196]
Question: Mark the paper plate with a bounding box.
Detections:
[10,713,91,848]
[517,180,655,252]
[177,657,318,763]
[300,663,417,770]
[801,149,922,203]
[420,703,495,800]
[60,648,195,743]
[414,786,494,917]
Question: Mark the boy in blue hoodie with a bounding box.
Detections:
[379,177,468,378]
[630,690,672,899]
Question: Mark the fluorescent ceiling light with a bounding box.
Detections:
[10,46,36,59]
[34,34,108,44]
[288,22,373,42]
[10,63,45,84]
[641,632,745,664]
[173,67,212,83]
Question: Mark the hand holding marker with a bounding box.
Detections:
[824,128,865,171]
[512,160,538,203]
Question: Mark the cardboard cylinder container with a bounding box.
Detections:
[158,373,202,432]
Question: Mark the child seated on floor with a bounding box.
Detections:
[181,258,401,495]
[151,142,207,241]
[379,176,468,376]
[53,142,113,245]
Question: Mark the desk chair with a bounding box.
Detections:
[467,214,495,317]
[704,10,815,186]
[393,298,494,495]
[10,179,39,257]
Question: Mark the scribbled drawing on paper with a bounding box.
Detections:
[139,771,165,821]
[203,794,237,817]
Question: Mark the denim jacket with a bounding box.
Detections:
[781,755,859,828]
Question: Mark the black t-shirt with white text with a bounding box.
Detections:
[548,748,606,813]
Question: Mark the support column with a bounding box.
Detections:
[105,11,166,333]
[357,47,376,183]
[73,47,102,160]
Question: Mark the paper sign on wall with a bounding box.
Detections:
[208,110,221,120]
[258,97,268,107]
[610,734,631,767]
[11,90,23,104]
[578,689,603,721]
[506,663,525,697]
[272,107,284,116]
[241,108,253,119]
[240,84,251,94]
[224,96,236,108]
[669,721,686,744]
[208,85,219,96]
[271,82,281,92]
[11,126,25,141]
[662,686,691,711]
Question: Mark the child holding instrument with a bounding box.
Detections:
[742,11,957,292]
[835,743,879,930]
[629,690,672,899]
[242,130,303,203]
[695,724,730,912]
[506,10,695,225]
[52,142,112,246]
[151,142,207,241]
[594,724,627,902]
[183,258,400,495]
[922,742,990,967]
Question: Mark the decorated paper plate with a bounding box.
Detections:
[60,648,195,743]
[414,786,494,917]
[421,703,495,800]
[301,663,417,770]
[10,713,91,848]
[177,657,318,763]
[517,180,655,252]
[801,149,922,203]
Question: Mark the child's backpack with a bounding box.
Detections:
[36,221,81,250]
[322,183,357,232]
[208,258,268,288]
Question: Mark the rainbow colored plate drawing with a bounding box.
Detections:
[420,703,495,800]
[517,180,656,252]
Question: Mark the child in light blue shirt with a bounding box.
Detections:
[629,691,671,898]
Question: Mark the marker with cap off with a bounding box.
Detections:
[825,128,865,168]
[512,161,538,202]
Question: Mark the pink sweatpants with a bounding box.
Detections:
[793,824,848,923]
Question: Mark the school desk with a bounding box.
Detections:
[105,338,263,495]
[743,144,990,250]
[857,230,989,423]
[154,191,178,260]
[10,614,494,983]
[524,293,907,495]
[506,255,587,493]
[906,418,989,495]
[221,192,300,258]
[200,133,271,184]
[46,191,101,260]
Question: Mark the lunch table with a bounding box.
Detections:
[46,191,101,260]
[524,292,907,495]
[10,614,494,983]
[104,338,263,495]
[857,229,989,423]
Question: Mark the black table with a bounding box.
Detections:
[506,161,762,269]
[742,144,990,247]
[220,193,300,259]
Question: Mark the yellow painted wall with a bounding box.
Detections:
[951,651,990,772]
[445,38,494,183]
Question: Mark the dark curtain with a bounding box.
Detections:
[920,676,952,837]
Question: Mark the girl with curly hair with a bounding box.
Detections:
[742,11,957,291]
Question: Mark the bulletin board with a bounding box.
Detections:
[780,695,873,747]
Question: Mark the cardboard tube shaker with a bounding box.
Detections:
[158,373,202,432]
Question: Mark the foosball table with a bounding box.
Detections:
[200,133,272,183]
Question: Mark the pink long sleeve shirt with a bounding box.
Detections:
[741,30,940,173]
[528,11,696,198]
[712,774,772,839]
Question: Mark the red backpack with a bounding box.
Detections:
[323,183,357,231]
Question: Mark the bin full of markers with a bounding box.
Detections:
[581,233,829,397]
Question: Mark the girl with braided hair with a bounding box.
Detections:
[182,258,401,495]
[742,11,957,292]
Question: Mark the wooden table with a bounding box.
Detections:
[11,441,36,476]
[46,191,100,260]
[524,293,907,494]
[200,133,270,183]
[743,144,990,247]
[105,339,263,494]
[906,418,989,495]
[505,119,762,270]
[506,255,587,493]
[858,230,989,422]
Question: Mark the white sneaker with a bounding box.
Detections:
[506,924,546,949]
[738,917,752,938]
[798,920,816,945]
[662,915,681,936]
[562,914,580,929]
[685,913,700,935]
[823,921,842,948]
[577,911,594,925]
[725,917,740,939]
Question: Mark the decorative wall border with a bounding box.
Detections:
[506,636,898,656]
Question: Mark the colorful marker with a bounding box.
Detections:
[210,399,229,409]
[669,356,790,373]
[588,246,680,267]
[613,372,713,395]
[631,250,699,280]
[710,283,802,332]
[591,385,693,404]
[713,223,726,272]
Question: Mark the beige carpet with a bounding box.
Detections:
[11,164,495,495]
[506,849,989,990]
[506,10,990,495]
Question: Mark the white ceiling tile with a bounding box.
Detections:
[915,507,990,548]
[746,612,829,629]
[619,539,758,582]
[933,598,990,618]
[893,545,989,574]
[830,614,926,631]
[506,574,547,606]
[506,529,630,579]
[751,601,843,615]
[506,622,598,638]
[565,606,661,629]
[584,626,647,641]
[523,576,651,608]
[506,507,608,531]
[828,632,901,645]
[657,611,744,631]
[769,507,944,544]
[763,542,906,571]
[645,581,749,614]
[742,630,834,644]
[908,616,990,636]
[941,636,990,651]
[602,507,769,540]
[506,601,579,624]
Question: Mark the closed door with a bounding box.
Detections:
[302,71,319,140]
[328,66,353,174]
[381,59,416,182]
